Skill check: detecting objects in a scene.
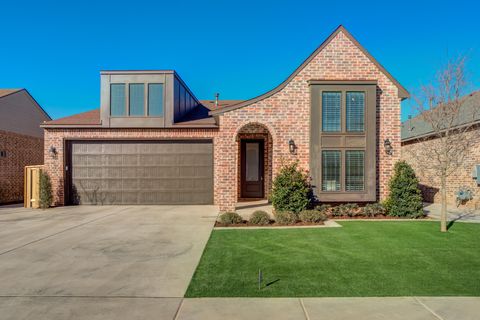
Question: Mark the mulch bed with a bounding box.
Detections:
[215,221,325,228]
[329,215,428,220]
[215,215,429,227]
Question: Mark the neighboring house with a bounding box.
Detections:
[41,25,408,212]
[0,89,51,204]
[401,91,480,207]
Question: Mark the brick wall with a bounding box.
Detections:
[401,131,480,208]
[44,30,402,212]
[43,128,218,206]
[236,123,273,200]
[0,130,44,204]
[214,30,402,211]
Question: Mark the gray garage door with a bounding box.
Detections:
[69,140,213,205]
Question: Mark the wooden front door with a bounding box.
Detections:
[241,140,264,198]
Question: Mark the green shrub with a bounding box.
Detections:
[315,204,331,214]
[331,203,358,217]
[249,210,271,225]
[345,203,360,217]
[39,170,53,209]
[219,212,243,225]
[299,210,327,223]
[363,203,386,217]
[274,211,298,225]
[270,161,312,213]
[384,161,424,218]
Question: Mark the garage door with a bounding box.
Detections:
[68,140,213,205]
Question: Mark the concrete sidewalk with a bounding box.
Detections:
[175,297,480,320]
[424,203,480,223]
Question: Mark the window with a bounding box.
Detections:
[346,92,365,132]
[148,84,164,116]
[322,151,341,191]
[129,84,144,116]
[346,151,365,191]
[322,92,341,132]
[110,84,126,116]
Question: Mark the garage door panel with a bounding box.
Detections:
[70,141,213,205]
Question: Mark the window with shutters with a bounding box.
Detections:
[310,81,376,201]
[322,151,341,191]
[345,150,365,191]
[346,92,365,132]
[322,92,341,132]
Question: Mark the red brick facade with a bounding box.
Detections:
[0,130,44,204]
[43,29,402,212]
[402,131,480,208]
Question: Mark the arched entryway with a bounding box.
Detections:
[236,123,273,201]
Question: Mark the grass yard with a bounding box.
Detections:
[186,221,480,297]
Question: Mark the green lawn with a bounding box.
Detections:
[186,221,480,297]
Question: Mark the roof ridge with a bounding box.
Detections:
[209,25,409,116]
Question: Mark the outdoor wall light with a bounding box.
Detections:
[289,139,296,154]
[49,146,58,158]
[384,139,393,155]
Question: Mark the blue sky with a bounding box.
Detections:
[1,0,478,120]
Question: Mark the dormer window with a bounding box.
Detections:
[110,82,164,117]
[148,84,164,116]
[110,84,126,116]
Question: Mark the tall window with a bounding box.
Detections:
[322,150,341,191]
[322,92,341,132]
[346,92,365,132]
[346,151,365,191]
[129,84,144,116]
[148,84,164,116]
[110,84,126,116]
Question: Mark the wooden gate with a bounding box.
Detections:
[24,165,43,208]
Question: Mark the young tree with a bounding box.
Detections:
[408,56,478,232]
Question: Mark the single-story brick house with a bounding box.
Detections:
[401,91,480,208]
[0,89,51,204]
[41,25,408,212]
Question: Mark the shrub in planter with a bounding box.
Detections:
[219,212,243,225]
[274,211,298,225]
[345,203,360,217]
[331,203,358,217]
[249,210,271,225]
[384,161,424,218]
[299,210,327,223]
[39,170,53,209]
[315,204,331,214]
[363,203,386,217]
[270,161,313,213]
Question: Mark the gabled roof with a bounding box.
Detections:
[0,89,22,98]
[43,109,101,126]
[0,88,51,121]
[42,101,241,127]
[401,91,480,142]
[210,25,409,116]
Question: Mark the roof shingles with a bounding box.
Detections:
[42,100,242,126]
[402,91,480,141]
[0,89,22,98]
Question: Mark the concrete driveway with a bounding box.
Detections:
[0,205,217,320]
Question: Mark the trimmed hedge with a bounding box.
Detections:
[299,210,327,223]
[363,203,386,217]
[384,161,424,218]
[219,212,243,225]
[39,170,53,209]
[274,211,298,225]
[270,161,312,213]
[249,210,271,225]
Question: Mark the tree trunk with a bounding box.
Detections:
[440,175,447,232]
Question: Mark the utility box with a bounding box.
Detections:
[24,165,44,208]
